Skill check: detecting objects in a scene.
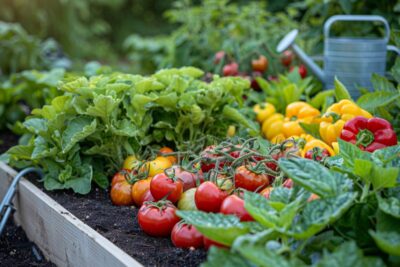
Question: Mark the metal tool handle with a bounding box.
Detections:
[0,167,42,236]
[387,45,400,56]
[324,15,390,42]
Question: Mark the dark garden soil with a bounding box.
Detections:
[1,131,207,267]
[0,221,55,267]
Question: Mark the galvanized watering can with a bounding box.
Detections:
[277,15,400,99]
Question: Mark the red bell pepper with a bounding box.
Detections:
[340,116,398,152]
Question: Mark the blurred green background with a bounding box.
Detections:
[0,0,399,74]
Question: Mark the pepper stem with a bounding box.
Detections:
[355,129,374,148]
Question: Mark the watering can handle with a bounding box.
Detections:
[324,15,390,42]
[387,45,400,56]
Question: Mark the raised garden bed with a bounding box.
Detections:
[0,160,207,267]
[0,162,142,267]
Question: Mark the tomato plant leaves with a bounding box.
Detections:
[378,196,400,219]
[334,77,352,101]
[278,157,352,198]
[244,191,301,231]
[369,230,400,256]
[289,192,357,239]
[317,241,385,267]
[201,247,252,267]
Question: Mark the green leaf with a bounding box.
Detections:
[6,145,33,160]
[371,73,396,92]
[299,122,322,139]
[290,192,357,239]
[93,172,109,189]
[233,241,306,267]
[23,118,48,134]
[370,165,398,190]
[370,230,400,256]
[61,117,97,153]
[334,77,352,101]
[354,159,398,190]
[31,136,57,160]
[222,106,259,136]
[86,95,119,123]
[278,157,352,197]
[357,91,400,112]
[309,90,335,110]
[64,164,92,194]
[337,139,370,168]
[378,196,400,219]
[176,210,249,246]
[201,247,252,267]
[317,241,385,267]
[244,191,301,230]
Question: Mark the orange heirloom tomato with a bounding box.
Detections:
[110,171,134,206]
[131,177,152,207]
[159,147,177,164]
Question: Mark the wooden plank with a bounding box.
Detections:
[0,162,143,267]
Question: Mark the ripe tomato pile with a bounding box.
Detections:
[109,138,319,250]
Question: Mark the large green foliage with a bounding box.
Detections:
[0,0,174,60]
[0,68,66,130]
[178,142,400,266]
[3,67,258,194]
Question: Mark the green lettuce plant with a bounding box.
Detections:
[4,67,258,194]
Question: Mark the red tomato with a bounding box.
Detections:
[290,65,307,78]
[260,186,273,199]
[110,171,134,206]
[304,148,330,161]
[169,165,198,191]
[283,178,294,188]
[299,64,307,78]
[281,50,294,67]
[141,190,155,205]
[150,173,183,203]
[131,177,152,207]
[200,145,224,172]
[195,181,228,212]
[220,195,253,222]
[138,202,180,237]
[251,55,268,72]
[171,223,204,249]
[214,51,225,64]
[203,237,228,250]
[222,62,239,76]
[234,165,270,192]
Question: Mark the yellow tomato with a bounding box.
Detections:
[159,147,177,164]
[122,155,140,170]
[143,156,172,177]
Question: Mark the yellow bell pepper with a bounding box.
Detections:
[282,102,320,138]
[253,103,276,123]
[301,139,335,157]
[319,99,372,145]
[261,113,284,140]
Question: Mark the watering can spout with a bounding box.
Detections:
[276,29,325,82]
[291,44,325,81]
